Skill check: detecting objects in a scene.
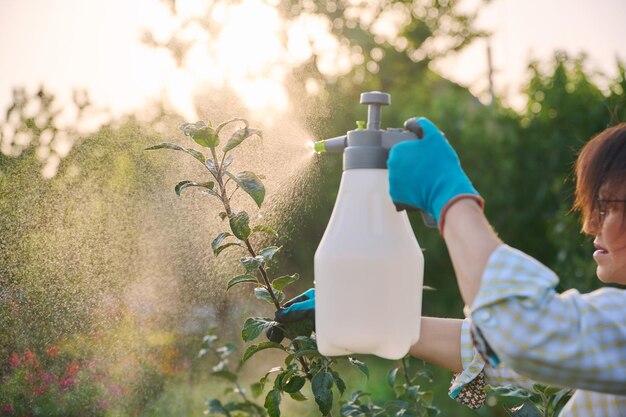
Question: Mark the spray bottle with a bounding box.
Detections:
[313,91,432,360]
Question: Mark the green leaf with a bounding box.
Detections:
[212,369,237,383]
[144,142,206,164]
[229,211,251,240]
[216,117,248,135]
[251,382,264,398]
[385,400,411,414]
[425,405,440,417]
[415,368,434,382]
[205,159,218,178]
[226,274,258,291]
[241,256,264,273]
[175,180,215,196]
[406,385,423,400]
[224,402,266,416]
[214,242,241,257]
[242,341,285,364]
[223,127,262,153]
[212,232,232,253]
[259,246,280,262]
[180,121,219,148]
[387,368,399,386]
[283,354,294,366]
[225,171,265,208]
[331,371,346,395]
[348,357,370,379]
[281,375,305,393]
[223,154,233,169]
[264,389,281,417]
[271,273,300,291]
[532,384,562,397]
[290,336,317,350]
[426,405,440,417]
[193,130,218,148]
[252,224,278,237]
[242,317,273,342]
[284,319,315,340]
[255,287,285,304]
[219,212,228,221]
[349,390,370,402]
[505,402,543,417]
[489,385,533,399]
[312,371,334,416]
[289,391,307,402]
[206,399,231,417]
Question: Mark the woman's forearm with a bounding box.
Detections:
[442,199,501,306]
[410,201,500,374]
[409,317,464,373]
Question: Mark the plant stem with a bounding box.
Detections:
[211,147,281,310]
[211,142,309,412]
[401,357,411,386]
[243,239,281,310]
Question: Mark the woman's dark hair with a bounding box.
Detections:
[574,122,626,233]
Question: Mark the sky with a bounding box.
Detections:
[0,0,625,127]
[435,0,626,108]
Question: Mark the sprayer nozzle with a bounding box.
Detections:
[313,140,326,154]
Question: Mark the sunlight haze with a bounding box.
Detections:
[1,0,625,121]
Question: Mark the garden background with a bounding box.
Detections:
[1,0,625,416]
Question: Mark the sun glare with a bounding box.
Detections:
[173,0,298,117]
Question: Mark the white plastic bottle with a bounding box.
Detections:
[314,168,423,359]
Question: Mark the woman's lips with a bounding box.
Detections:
[593,242,609,259]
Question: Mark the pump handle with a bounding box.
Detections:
[360,91,390,131]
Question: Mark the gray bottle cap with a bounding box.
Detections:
[343,92,417,170]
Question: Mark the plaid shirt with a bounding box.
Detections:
[449,245,626,416]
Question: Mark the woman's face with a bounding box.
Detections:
[590,184,626,285]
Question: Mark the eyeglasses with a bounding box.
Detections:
[597,199,626,222]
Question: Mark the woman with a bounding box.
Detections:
[393,120,626,414]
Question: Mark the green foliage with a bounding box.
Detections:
[225,171,266,208]
[242,318,275,342]
[312,371,334,415]
[339,359,437,417]
[488,384,573,417]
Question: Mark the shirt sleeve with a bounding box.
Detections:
[450,318,537,407]
[469,244,626,394]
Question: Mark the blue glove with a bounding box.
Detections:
[267,288,315,343]
[388,117,483,232]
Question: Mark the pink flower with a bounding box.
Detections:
[32,385,47,396]
[59,377,75,391]
[45,345,60,357]
[66,361,80,377]
[107,383,125,397]
[25,371,37,385]
[97,399,110,410]
[40,372,55,385]
[23,350,38,368]
[9,352,21,368]
[1,403,15,414]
